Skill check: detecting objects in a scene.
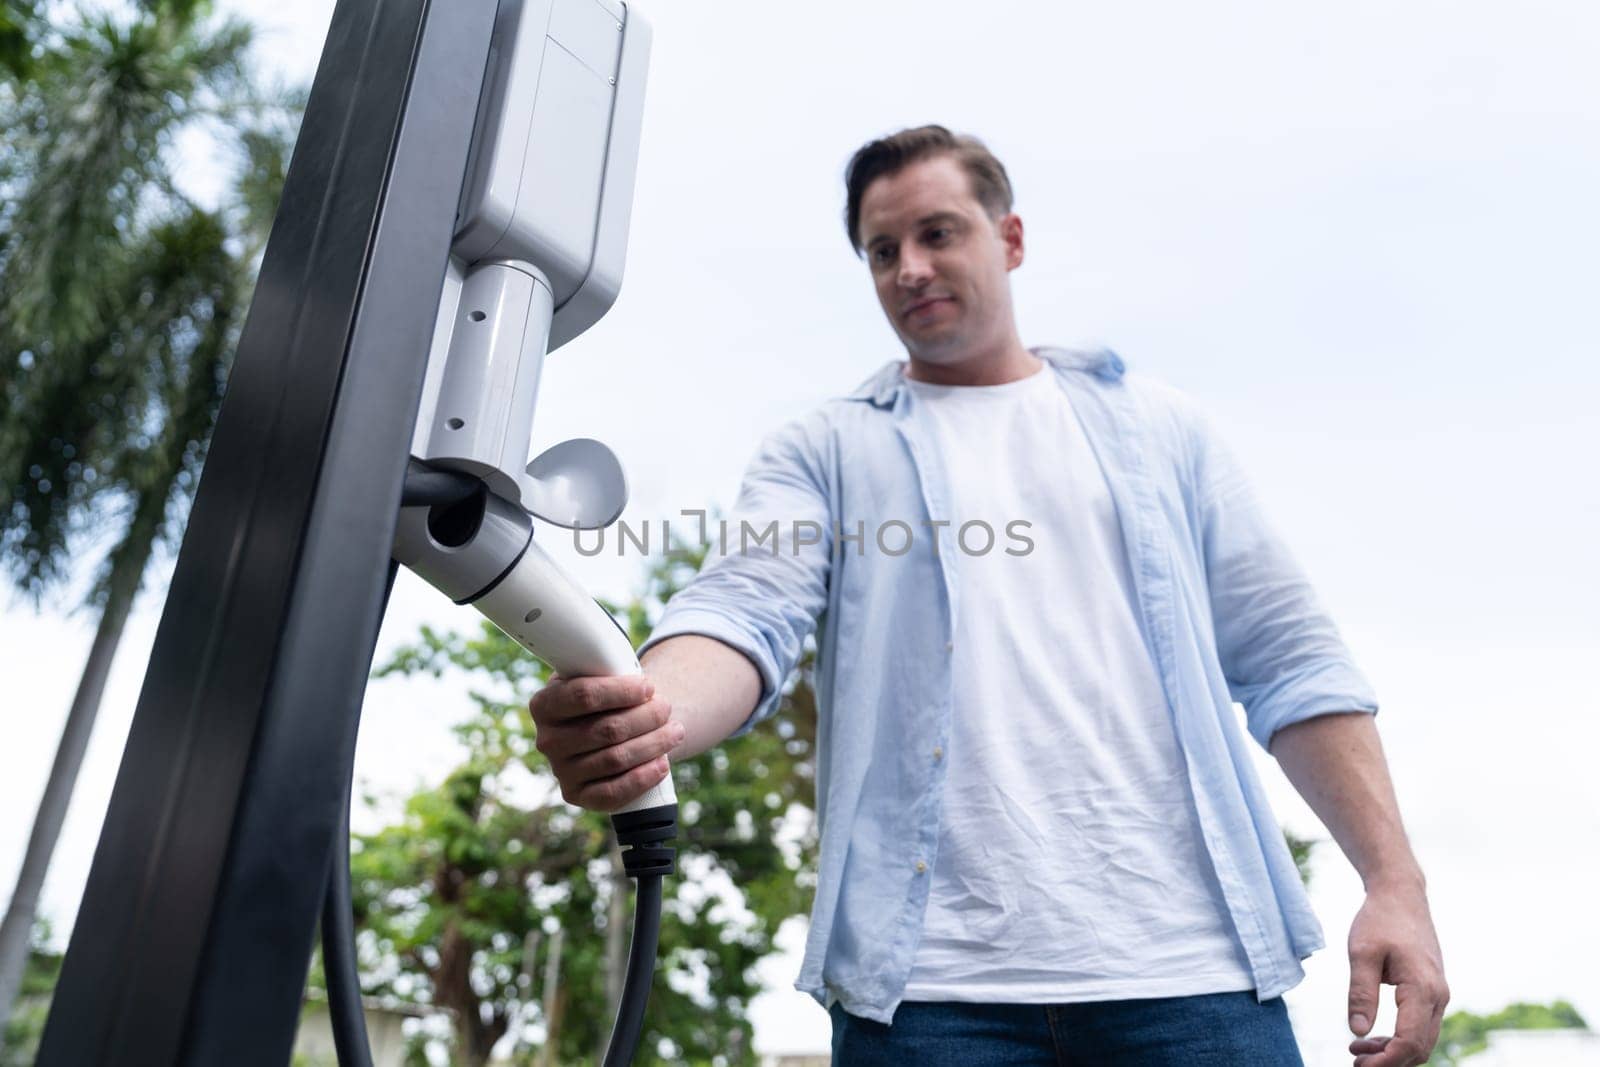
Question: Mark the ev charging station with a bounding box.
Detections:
[36,0,672,1063]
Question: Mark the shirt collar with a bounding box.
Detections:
[844,346,1126,409]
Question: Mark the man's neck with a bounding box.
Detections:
[904,339,1041,387]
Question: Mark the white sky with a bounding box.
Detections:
[3,1,1598,1062]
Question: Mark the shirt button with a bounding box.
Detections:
[944,640,953,652]
[932,746,943,761]
[915,860,928,874]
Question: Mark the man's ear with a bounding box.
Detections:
[999,213,1025,270]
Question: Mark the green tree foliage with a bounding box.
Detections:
[0,1,39,79]
[1424,1000,1589,1066]
[354,540,818,1066]
[0,919,63,1067]
[1285,829,1316,888]
[0,0,265,597]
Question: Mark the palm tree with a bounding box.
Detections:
[0,2,35,79]
[0,0,296,1037]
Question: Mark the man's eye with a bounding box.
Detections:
[926,227,951,242]
[872,246,896,265]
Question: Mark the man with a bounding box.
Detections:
[529,126,1447,1065]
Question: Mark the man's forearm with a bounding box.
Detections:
[1269,711,1423,890]
[641,634,764,760]
[1275,711,1449,1063]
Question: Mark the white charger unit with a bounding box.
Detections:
[411,0,651,510]
[392,0,673,814]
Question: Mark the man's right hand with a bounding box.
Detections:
[528,673,685,812]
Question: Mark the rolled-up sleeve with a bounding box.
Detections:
[636,415,834,737]
[1189,409,1378,749]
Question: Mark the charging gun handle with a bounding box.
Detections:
[468,533,677,814]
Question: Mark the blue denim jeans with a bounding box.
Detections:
[829,991,1304,1066]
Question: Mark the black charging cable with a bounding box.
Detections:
[324,762,376,1067]
[602,805,679,1067]
[321,558,400,1067]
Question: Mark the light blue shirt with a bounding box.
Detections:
[638,346,1378,1023]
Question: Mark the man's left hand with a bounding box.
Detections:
[1344,879,1449,1067]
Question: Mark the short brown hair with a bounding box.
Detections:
[843,125,1015,254]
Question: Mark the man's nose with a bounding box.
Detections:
[897,245,934,289]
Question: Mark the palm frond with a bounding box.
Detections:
[0,1,265,601]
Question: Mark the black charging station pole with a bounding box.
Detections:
[35,1,497,1063]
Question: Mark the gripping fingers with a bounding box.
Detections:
[536,697,671,762]
[532,674,654,724]
[569,718,685,782]
[573,754,673,813]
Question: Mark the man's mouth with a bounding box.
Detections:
[902,296,953,317]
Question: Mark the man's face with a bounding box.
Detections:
[857,154,1024,368]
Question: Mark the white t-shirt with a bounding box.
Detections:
[900,362,1255,1002]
